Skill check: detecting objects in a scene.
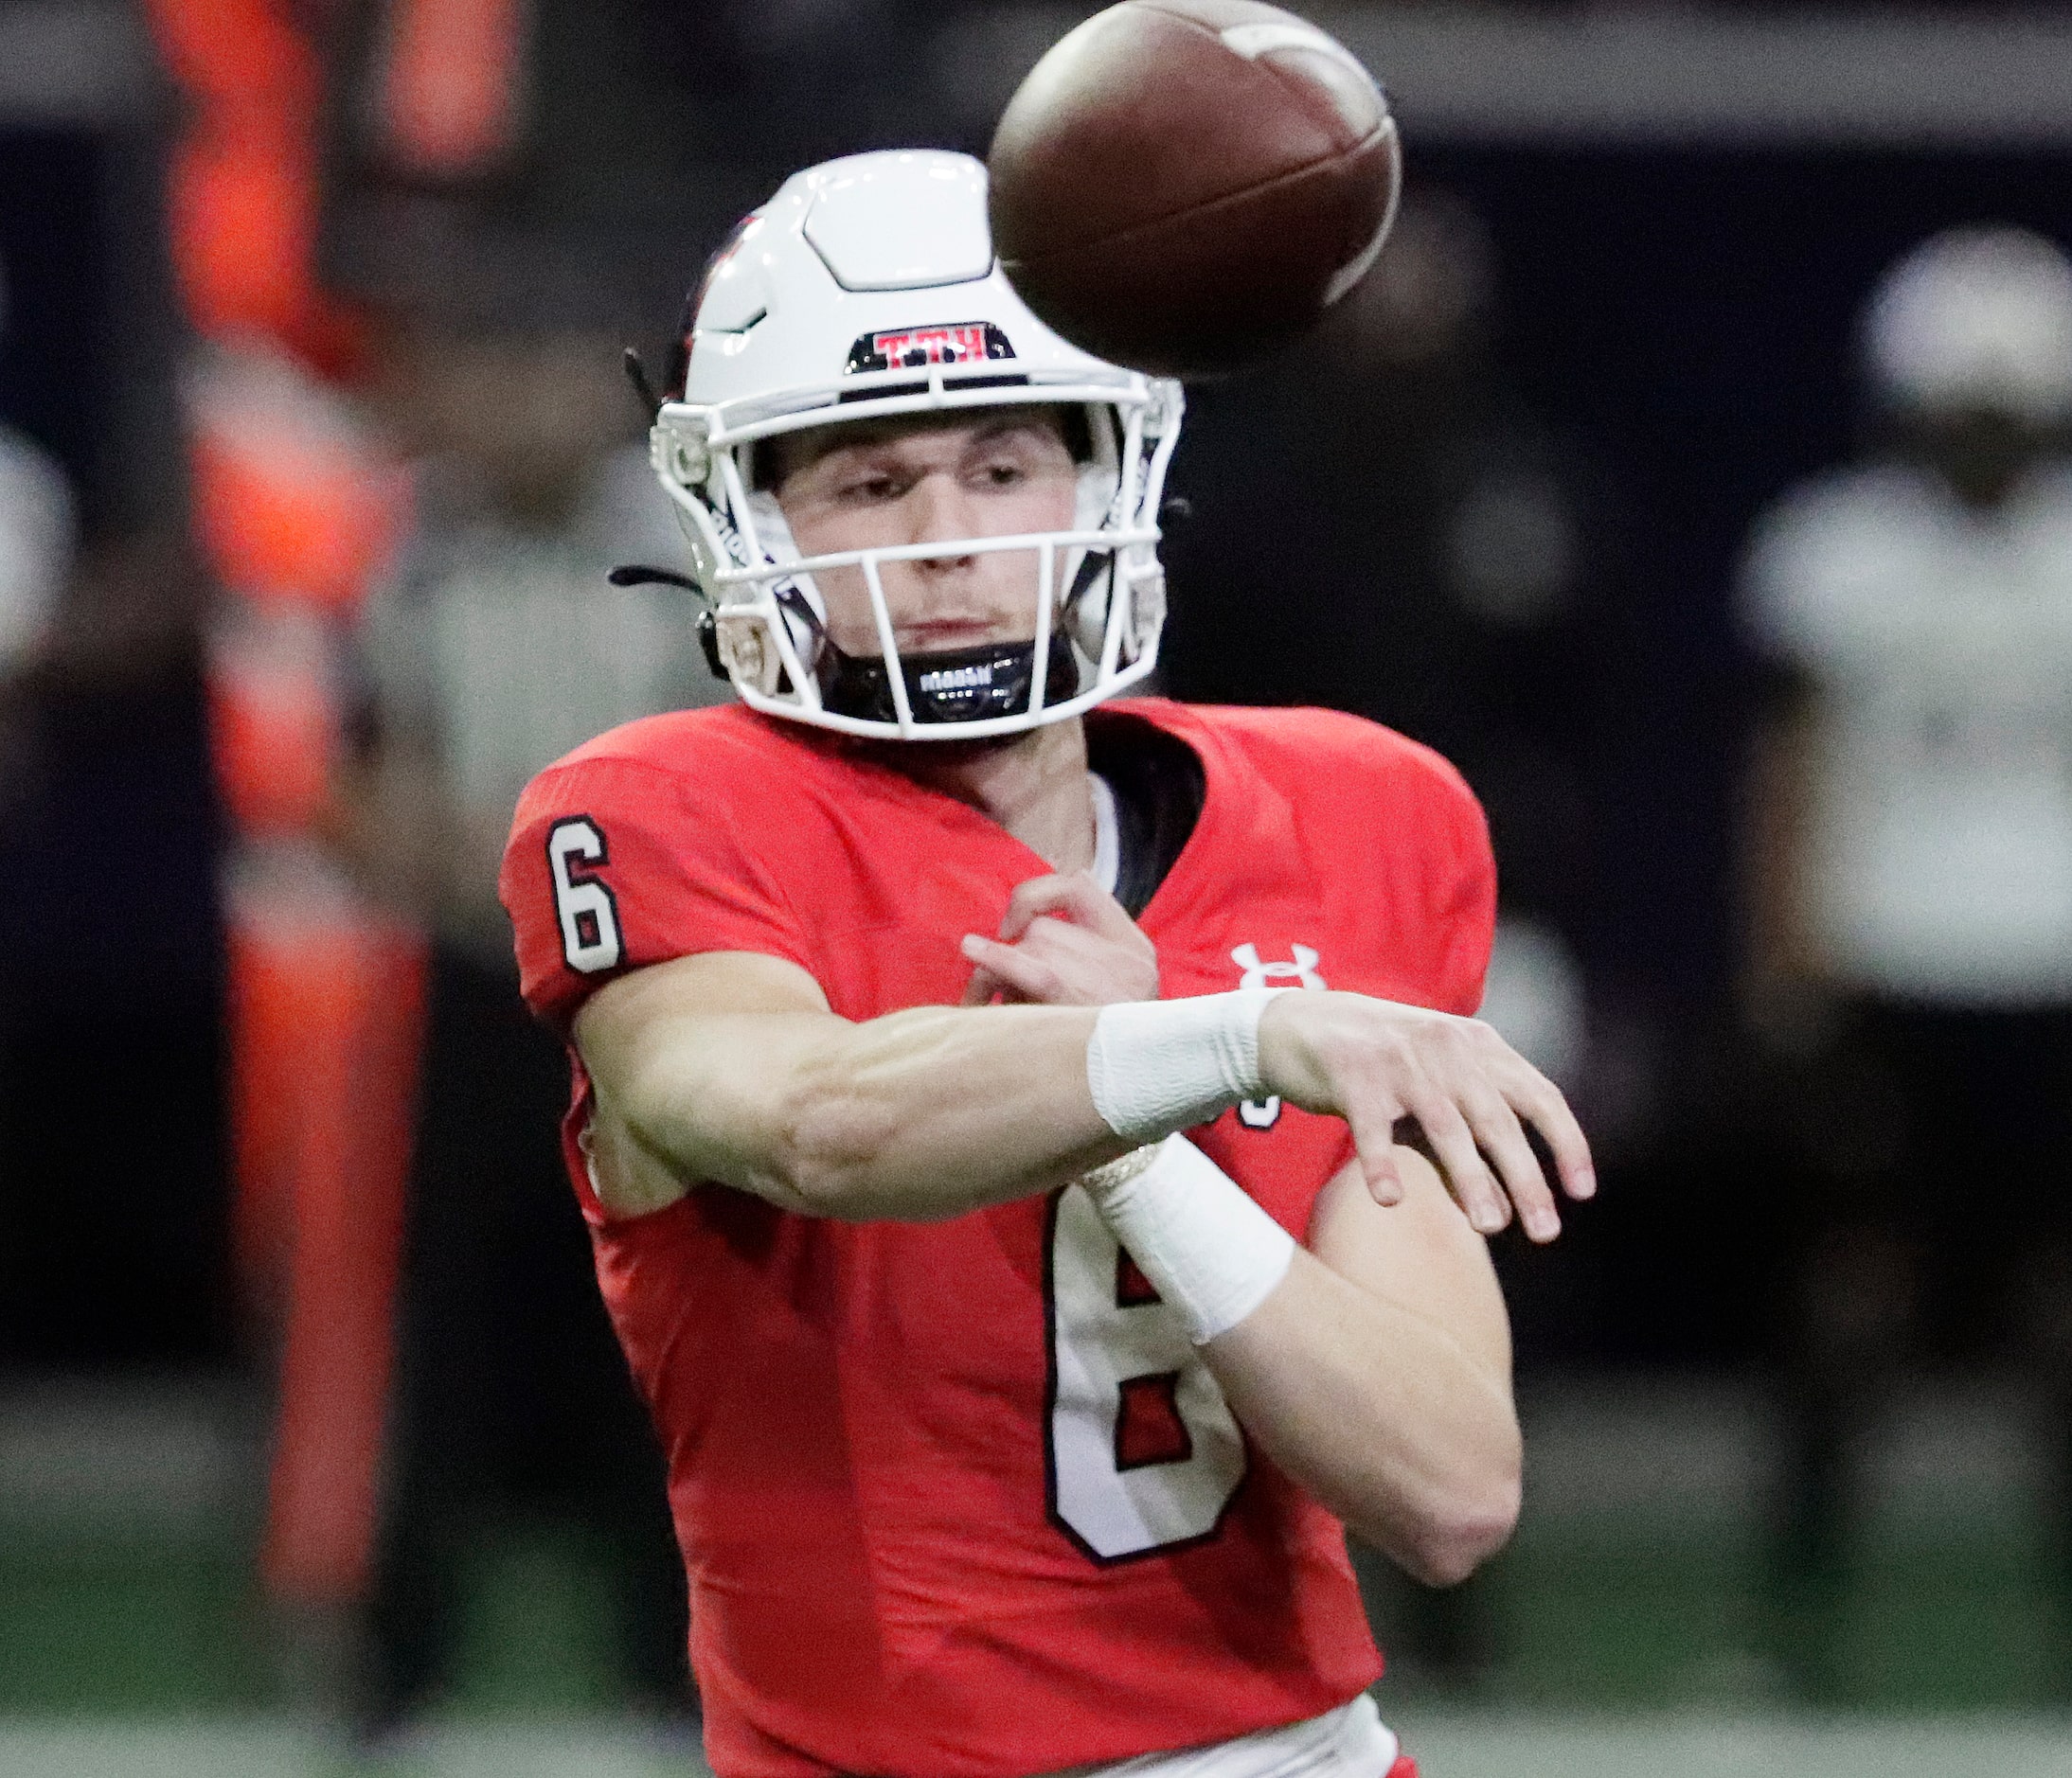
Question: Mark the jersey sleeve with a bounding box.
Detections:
[499,752,813,1032]
[1420,755,1497,1019]
[1266,704,1496,1019]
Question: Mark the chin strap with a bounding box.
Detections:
[817,632,1081,726]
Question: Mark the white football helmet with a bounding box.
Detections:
[647,150,1184,740]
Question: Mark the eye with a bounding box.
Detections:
[837,471,903,504]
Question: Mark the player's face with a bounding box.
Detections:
[773,414,1078,656]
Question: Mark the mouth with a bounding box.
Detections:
[897,620,1012,652]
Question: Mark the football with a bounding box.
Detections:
[988,0,1401,379]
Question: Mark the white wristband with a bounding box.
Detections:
[1081,1135,1296,1344]
[1085,987,1288,1144]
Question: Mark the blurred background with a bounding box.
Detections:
[6,2,2072,1773]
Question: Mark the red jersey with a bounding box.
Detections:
[500,699,1494,1778]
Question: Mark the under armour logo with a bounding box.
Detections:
[1231,942,1326,992]
[1230,944,1325,1128]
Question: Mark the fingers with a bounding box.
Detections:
[958,933,1061,1004]
[1511,1070,1596,1202]
[964,872,1160,1008]
[1407,1091,1512,1236]
[1459,1084,1562,1243]
[1344,1096,1407,1206]
[959,960,1007,1006]
[1000,871,1134,943]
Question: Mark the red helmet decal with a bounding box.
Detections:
[845,321,1015,375]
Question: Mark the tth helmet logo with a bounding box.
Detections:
[845,321,1016,374]
[1230,944,1325,1129]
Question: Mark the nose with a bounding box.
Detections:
[905,471,978,567]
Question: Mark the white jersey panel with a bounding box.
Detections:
[1071,1695,1400,1778]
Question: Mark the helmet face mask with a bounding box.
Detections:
[652,151,1184,741]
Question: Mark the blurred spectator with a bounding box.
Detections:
[1741,225,2072,1696]
[333,310,717,1735]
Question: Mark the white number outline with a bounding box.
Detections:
[546,816,624,975]
[1044,1184,1248,1564]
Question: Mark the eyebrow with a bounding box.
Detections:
[777,413,1068,491]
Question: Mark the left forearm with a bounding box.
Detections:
[1204,1250,1521,1584]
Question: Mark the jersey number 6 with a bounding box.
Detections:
[547,817,624,974]
[1046,1184,1246,1562]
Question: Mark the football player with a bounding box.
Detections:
[500,151,1594,1778]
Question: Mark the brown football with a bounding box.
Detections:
[988,0,1401,379]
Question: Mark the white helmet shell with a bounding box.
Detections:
[651,150,1184,740]
[1863,225,2072,425]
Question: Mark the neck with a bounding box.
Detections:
[881,719,1096,873]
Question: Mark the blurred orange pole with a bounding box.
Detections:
[257,916,427,1601]
[146,0,362,373]
[147,0,429,1611]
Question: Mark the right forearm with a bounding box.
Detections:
[586,970,1589,1234]
[615,1001,1134,1221]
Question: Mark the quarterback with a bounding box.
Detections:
[500,151,1592,1778]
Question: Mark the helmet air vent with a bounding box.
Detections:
[802,152,995,293]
